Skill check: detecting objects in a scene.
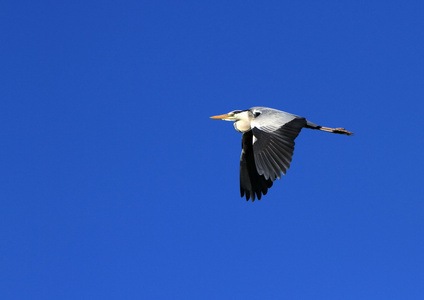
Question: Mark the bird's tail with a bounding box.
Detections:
[306,121,353,136]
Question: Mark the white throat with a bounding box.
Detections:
[233,111,252,132]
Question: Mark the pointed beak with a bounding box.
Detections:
[210,113,230,120]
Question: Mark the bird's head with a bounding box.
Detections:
[210,110,247,121]
[210,109,262,132]
[210,108,264,121]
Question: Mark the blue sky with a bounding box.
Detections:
[1,1,424,299]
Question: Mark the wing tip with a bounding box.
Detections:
[240,187,272,202]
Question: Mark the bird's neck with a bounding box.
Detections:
[234,119,251,132]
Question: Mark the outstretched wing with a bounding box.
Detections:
[251,118,306,181]
[240,130,273,201]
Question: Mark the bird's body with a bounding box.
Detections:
[210,107,353,201]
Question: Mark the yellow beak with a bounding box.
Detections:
[210,113,230,120]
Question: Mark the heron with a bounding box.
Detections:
[210,107,353,201]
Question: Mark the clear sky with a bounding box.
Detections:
[1,1,424,299]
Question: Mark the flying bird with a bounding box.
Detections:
[210,107,353,201]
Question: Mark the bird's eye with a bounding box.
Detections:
[253,111,261,117]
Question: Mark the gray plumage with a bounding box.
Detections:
[210,107,353,201]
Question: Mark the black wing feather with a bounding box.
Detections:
[240,130,273,201]
[252,118,306,181]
